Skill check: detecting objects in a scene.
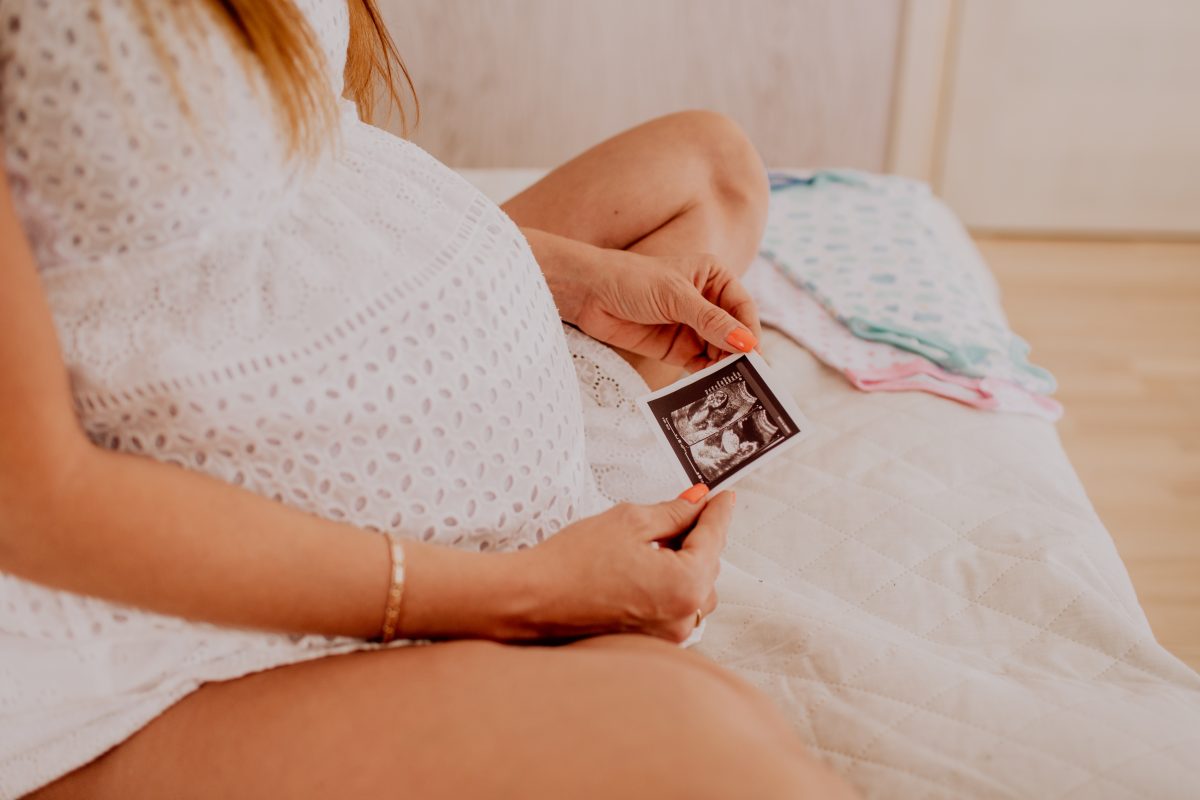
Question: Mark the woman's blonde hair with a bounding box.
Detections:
[136,0,417,155]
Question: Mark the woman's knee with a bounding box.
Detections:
[573,634,775,711]
[654,110,769,215]
[650,668,854,797]
[429,640,855,798]
[573,637,857,798]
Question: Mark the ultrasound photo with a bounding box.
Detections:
[638,352,809,493]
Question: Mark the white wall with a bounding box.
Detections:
[376,0,902,169]
[375,0,1200,236]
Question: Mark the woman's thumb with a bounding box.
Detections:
[639,488,709,542]
[676,289,757,355]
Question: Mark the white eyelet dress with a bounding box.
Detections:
[0,0,675,794]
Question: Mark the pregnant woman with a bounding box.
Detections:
[0,1,854,797]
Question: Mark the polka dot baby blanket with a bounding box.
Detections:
[753,171,1059,420]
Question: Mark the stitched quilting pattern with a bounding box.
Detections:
[695,329,1200,799]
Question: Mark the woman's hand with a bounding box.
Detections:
[523,228,761,372]
[574,250,763,372]
[512,491,734,643]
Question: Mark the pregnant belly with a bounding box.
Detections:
[65,199,594,552]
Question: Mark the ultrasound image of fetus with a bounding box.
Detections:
[668,380,758,445]
[688,408,783,483]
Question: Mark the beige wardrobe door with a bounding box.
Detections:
[938,0,1200,236]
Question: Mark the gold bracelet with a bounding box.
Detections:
[378,533,407,644]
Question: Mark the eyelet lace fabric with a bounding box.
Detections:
[0,0,672,794]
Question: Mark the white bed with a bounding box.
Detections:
[461,169,1200,799]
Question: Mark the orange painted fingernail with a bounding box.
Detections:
[726,329,757,353]
[678,483,710,504]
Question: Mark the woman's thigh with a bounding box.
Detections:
[501,110,768,269]
[33,634,855,800]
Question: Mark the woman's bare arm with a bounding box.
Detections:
[0,166,730,644]
[0,165,544,640]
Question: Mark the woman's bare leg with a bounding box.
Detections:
[32,635,856,800]
[502,110,770,388]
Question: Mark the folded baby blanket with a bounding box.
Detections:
[760,170,1056,397]
[744,255,1063,421]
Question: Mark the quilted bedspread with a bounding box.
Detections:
[461,169,1200,799]
[697,328,1200,798]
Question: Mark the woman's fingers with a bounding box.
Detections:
[712,274,762,344]
[663,583,719,643]
[668,281,758,357]
[698,271,761,367]
[679,491,732,577]
[636,492,709,543]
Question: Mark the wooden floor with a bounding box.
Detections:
[978,237,1200,671]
